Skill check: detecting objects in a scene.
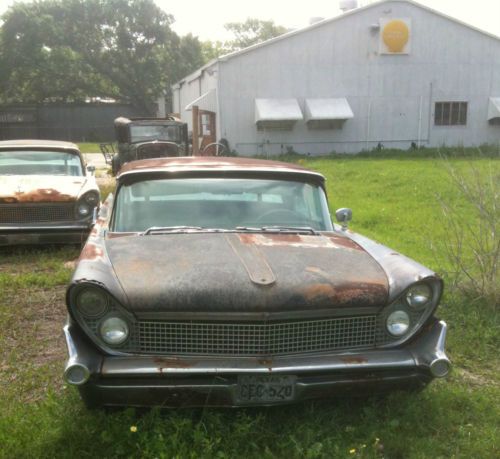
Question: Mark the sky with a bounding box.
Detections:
[0,0,499,41]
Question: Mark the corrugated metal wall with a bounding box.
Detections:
[177,1,500,155]
[0,104,147,142]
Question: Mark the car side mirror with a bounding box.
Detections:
[335,208,352,231]
[87,165,96,176]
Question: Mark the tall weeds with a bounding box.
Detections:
[436,157,499,308]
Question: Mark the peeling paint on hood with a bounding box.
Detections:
[0,175,87,203]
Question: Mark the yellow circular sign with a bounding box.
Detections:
[382,20,409,53]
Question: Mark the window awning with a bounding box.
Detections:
[305,98,354,121]
[304,98,353,130]
[255,99,303,122]
[487,97,500,121]
[255,99,303,130]
[185,89,217,112]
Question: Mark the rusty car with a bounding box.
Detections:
[0,139,100,246]
[63,156,450,408]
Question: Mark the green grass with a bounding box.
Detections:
[0,155,498,458]
[78,142,105,153]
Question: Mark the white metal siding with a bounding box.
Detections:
[215,1,500,154]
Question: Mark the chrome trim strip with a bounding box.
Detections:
[135,306,381,321]
[0,225,90,231]
[100,349,416,376]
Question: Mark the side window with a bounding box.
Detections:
[435,102,467,126]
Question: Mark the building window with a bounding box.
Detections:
[434,102,467,126]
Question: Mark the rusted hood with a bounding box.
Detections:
[0,175,87,203]
[104,232,389,314]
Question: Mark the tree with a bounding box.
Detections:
[0,0,203,113]
[224,18,289,51]
[200,18,289,61]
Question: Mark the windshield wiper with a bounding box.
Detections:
[141,226,231,235]
[235,226,318,235]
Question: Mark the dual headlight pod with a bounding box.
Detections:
[74,286,130,347]
[385,282,435,337]
[76,191,100,218]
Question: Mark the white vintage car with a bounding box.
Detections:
[0,139,99,246]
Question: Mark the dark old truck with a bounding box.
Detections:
[103,116,189,175]
[63,156,450,408]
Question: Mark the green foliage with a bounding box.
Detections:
[224,18,289,51]
[201,39,232,61]
[0,0,204,112]
[201,18,289,60]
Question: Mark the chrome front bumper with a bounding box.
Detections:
[63,319,450,407]
[0,224,91,246]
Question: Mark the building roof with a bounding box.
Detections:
[173,0,500,88]
[0,139,80,150]
[117,156,325,182]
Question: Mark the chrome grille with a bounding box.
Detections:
[0,203,74,224]
[134,316,377,356]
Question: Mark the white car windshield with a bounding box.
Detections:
[0,150,84,176]
[113,178,332,232]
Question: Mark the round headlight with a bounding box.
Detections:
[77,203,90,216]
[406,284,432,309]
[386,310,410,336]
[100,316,129,345]
[85,192,99,205]
[76,287,108,318]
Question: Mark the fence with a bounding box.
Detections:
[0,104,148,142]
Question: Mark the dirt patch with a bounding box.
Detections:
[457,367,499,388]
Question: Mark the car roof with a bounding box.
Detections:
[117,156,325,183]
[0,139,80,150]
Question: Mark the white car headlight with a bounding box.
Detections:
[77,203,90,216]
[100,316,129,345]
[406,283,432,309]
[386,310,410,336]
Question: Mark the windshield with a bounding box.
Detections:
[130,124,181,143]
[0,150,84,176]
[112,178,332,232]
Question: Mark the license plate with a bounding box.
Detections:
[236,375,296,404]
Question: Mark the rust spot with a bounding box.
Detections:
[153,356,193,371]
[300,281,387,306]
[118,156,316,176]
[327,235,363,251]
[0,197,17,204]
[264,233,302,243]
[256,357,273,372]
[302,283,337,301]
[341,356,368,364]
[238,233,258,244]
[79,242,104,261]
[13,188,74,203]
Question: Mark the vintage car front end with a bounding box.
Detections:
[0,140,100,246]
[63,157,450,408]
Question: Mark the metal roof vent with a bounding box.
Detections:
[339,0,358,12]
[309,17,325,25]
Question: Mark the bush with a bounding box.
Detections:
[436,159,499,308]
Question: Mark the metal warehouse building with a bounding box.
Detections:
[172,0,500,155]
